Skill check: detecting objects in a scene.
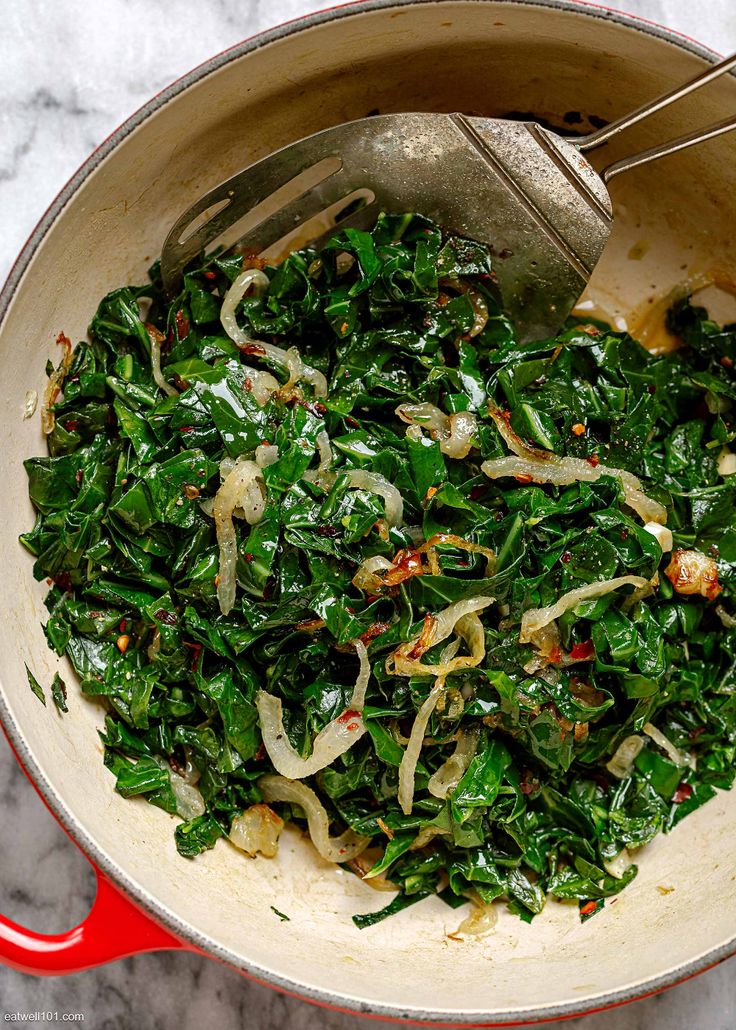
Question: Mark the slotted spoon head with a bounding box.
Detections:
[161,112,613,341]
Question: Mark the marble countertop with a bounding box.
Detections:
[1,0,735,1027]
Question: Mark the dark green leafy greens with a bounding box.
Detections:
[22,214,736,930]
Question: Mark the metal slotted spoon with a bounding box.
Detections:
[162,52,736,341]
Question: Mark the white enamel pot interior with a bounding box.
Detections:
[1,0,735,1023]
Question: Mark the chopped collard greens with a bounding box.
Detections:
[22,213,736,930]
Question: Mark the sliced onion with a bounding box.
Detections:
[41,332,74,434]
[304,429,338,490]
[256,650,371,779]
[643,722,687,767]
[716,604,736,629]
[316,429,333,471]
[243,366,280,406]
[221,267,327,396]
[351,640,370,712]
[229,803,284,858]
[482,454,667,525]
[620,572,659,614]
[444,412,478,459]
[487,404,549,460]
[643,522,673,552]
[409,825,452,851]
[606,735,644,779]
[259,775,370,863]
[220,268,270,344]
[213,459,266,615]
[428,727,480,799]
[255,443,279,467]
[346,470,404,527]
[397,402,448,433]
[398,678,445,815]
[352,555,395,592]
[181,747,201,785]
[353,533,496,595]
[23,390,38,420]
[146,324,178,397]
[441,278,490,337]
[603,848,634,880]
[453,901,498,937]
[664,549,722,601]
[396,403,477,459]
[718,448,736,477]
[519,576,647,644]
[388,597,494,678]
[169,772,206,821]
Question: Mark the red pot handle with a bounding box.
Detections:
[0,866,189,975]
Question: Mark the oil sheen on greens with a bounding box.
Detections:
[21,213,736,929]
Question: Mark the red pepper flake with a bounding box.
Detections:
[154,608,178,626]
[243,552,254,564]
[62,419,79,432]
[297,399,327,418]
[345,416,359,429]
[407,614,437,660]
[720,355,734,369]
[295,618,326,632]
[586,454,600,468]
[571,423,585,436]
[569,639,595,661]
[688,726,706,741]
[560,551,572,564]
[337,709,361,726]
[204,270,217,280]
[175,309,190,340]
[241,252,267,271]
[179,426,194,433]
[548,645,563,665]
[243,377,253,393]
[75,468,84,484]
[672,782,693,804]
[520,781,534,795]
[119,619,127,633]
[255,742,266,761]
[54,572,73,592]
[316,525,341,538]
[515,473,534,484]
[241,342,266,356]
[358,621,391,645]
[580,900,597,917]
[468,484,488,501]
[183,640,203,670]
[340,322,349,334]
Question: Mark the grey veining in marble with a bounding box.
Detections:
[1,0,735,1027]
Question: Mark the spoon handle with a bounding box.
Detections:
[601,111,736,182]
[579,51,736,152]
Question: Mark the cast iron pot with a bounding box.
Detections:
[1,0,735,1023]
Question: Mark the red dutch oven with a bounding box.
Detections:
[1,1,735,1023]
